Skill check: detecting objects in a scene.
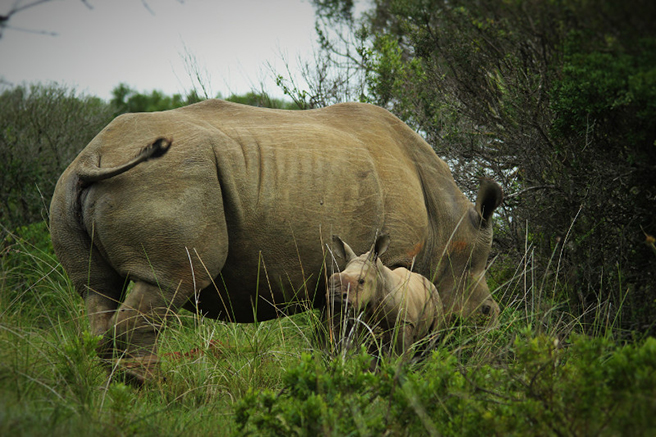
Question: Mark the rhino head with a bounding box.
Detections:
[434,180,503,324]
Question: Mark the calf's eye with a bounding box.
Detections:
[358,278,365,285]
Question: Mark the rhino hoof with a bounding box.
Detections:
[121,356,160,386]
[100,354,161,387]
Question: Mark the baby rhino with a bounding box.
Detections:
[329,235,445,356]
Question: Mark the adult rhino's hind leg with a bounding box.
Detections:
[98,239,228,385]
[84,278,124,338]
[98,280,178,385]
[92,158,228,385]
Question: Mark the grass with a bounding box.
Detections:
[1,221,656,436]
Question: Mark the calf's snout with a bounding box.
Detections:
[328,273,352,304]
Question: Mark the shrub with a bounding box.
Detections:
[235,330,656,436]
[0,84,114,230]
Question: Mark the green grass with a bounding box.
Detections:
[2,222,656,436]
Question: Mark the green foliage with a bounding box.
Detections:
[235,350,385,435]
[225,92,301,110]
[552,34,656,148]
[110,84,300,115]
[110,83,203,115]
[0,84,114,230]
[236,331,656,436]
[365,34,427,125]
[1,222,78,326]
[544,10,656,330]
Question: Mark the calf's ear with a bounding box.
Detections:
[332,235,358,262]
[475,179,503,226]
[373,234,391,259]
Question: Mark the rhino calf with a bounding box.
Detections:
[329,235,445,357]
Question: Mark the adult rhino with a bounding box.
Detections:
[50,100,503,383]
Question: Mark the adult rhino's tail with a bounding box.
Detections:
[77,137,172,183]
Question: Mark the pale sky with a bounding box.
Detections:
[0,0,319,100]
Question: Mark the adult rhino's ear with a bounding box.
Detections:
[332,235,358,262]
[373,234,391,259]
[475,179,503,226]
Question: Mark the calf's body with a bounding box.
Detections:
[330,236,444,355]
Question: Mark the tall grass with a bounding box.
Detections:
[2,221,655,436]
[0,222,324,435]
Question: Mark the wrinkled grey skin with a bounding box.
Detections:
[49,99,502,382]
[329,235,445,356]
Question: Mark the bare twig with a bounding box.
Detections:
[505,185,556,199]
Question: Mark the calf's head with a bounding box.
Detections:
[328,235,391,311]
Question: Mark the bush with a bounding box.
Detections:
[109,83,202,115]
[0,84,114,230]
[235,331,656,436]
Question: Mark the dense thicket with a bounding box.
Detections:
[301,0,656,334]
[0,85,114,230]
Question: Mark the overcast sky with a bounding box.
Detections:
[0,0,318,100]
